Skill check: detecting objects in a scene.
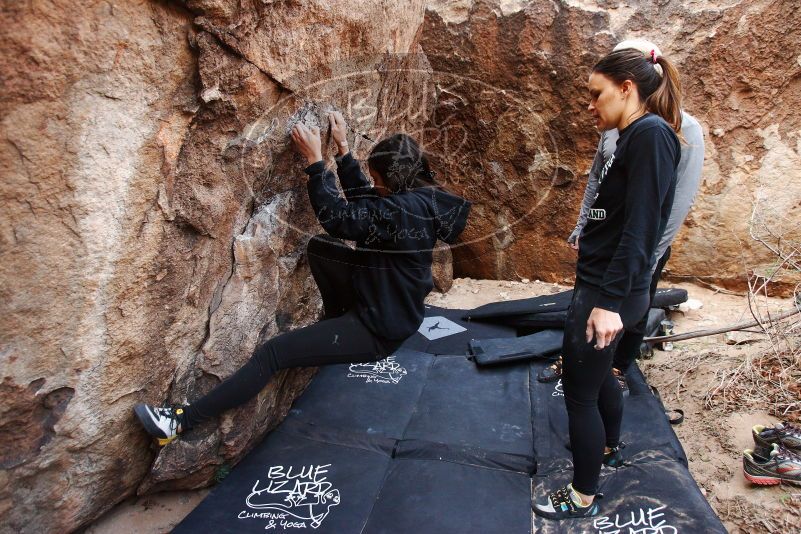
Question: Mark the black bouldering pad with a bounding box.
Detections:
[288,349,433,439]
[362,458,532,534]
[507,310,568,333]
[173,426,393,534]
[530,361,687,474]
[469,329,563,366]
[177,293,723,534]
[651,287,688,309]
[402,355,534,462]
[399,305,516,354]
[514,306,665,337]
[462,290,574,321]
[532,451,726,534]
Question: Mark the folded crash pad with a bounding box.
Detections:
[469,329,563,366]
[651,287,689,309]
[462,290,574,321]
[498,306,665,337]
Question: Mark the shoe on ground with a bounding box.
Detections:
[752,421,801,452]
[611,367,629,397]
[603,442,626,467]
[134,403,185,446]
[537,355,563,383]
[532,483,599,520]
[743,443,801,486]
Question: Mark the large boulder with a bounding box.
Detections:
[0,0,429,531]
[421,0,801,293]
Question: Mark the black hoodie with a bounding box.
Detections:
[305,153,471,340]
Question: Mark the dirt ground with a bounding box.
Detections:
[87,279,800,533]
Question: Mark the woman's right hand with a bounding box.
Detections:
[328,111,349,156]
[291,123,323,166]
[569,237,580,251]
[586,307,623,350]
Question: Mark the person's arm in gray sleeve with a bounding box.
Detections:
[651,113,705,272]
[568,133,605,245]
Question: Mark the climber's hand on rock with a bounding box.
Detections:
[328,112,349,156]
[291,123,323,166]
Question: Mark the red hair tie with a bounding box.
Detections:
[650,49,659,64]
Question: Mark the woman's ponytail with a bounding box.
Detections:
[647,56,683,135]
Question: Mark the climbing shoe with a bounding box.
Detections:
[611,367,629,397]
[532,484,600,520]
[134,403,185,446]
[752,421,801,453]
[537,355,563,383]
[603,442,626,467]
[743,444,801,486]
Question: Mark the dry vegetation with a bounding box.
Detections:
[703,195,801,423]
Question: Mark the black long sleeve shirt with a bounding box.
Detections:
[305,153,471,340]
[576,113,680,312]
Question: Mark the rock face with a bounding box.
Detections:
[0,0,430,532]
[421,0,801,293]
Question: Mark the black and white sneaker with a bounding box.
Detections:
[532,484,599,520]
[134,403,185,446]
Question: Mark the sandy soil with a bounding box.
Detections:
[83,489,209,534]
[87,278,800,533]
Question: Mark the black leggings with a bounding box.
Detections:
[562,282,649,495]
[182,235,401,429]
[612,247,671,372]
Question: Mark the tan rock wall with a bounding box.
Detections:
[421,0,801,293]
[0,0,429,531]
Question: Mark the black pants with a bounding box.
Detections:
[612,247,671,372]
[183,235,401,429]
[562,282,650,495]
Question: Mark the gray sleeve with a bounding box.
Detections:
[651,114,705,271]
[568,133,605,244]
